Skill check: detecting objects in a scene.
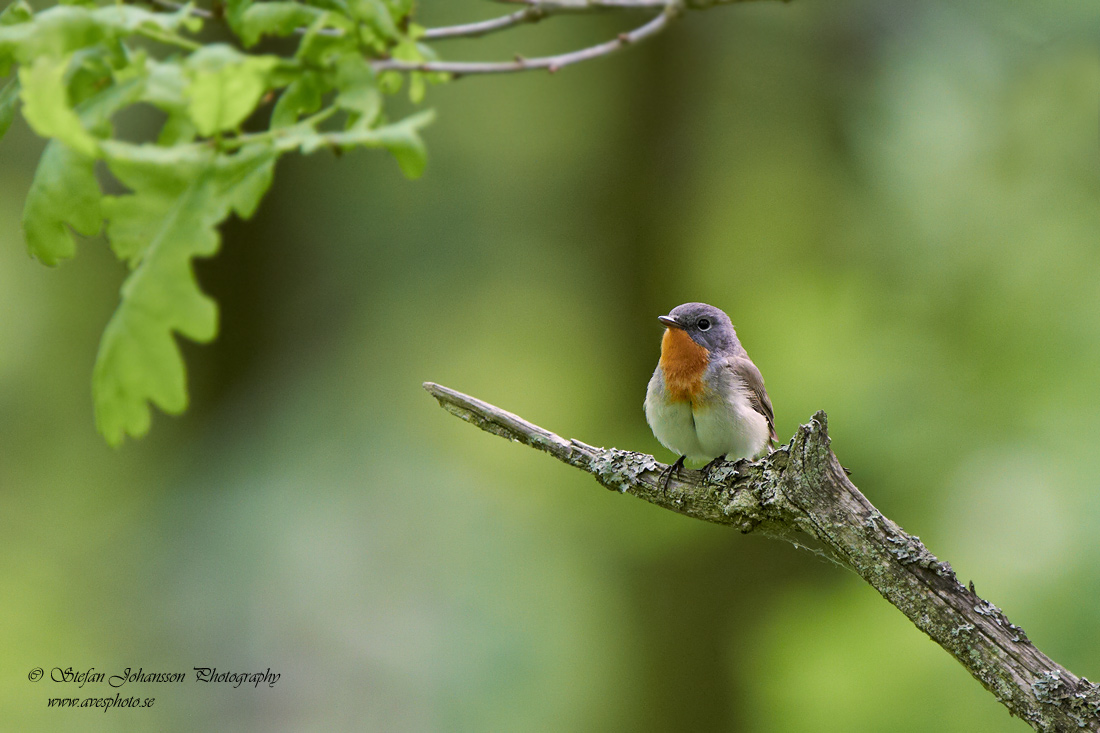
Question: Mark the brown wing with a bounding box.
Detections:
[727,355,777,443]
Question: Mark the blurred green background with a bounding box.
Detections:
[2,0,1099,729]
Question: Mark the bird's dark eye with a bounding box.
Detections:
[697,318,711,331]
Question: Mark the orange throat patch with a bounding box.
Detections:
[659,328,710,402]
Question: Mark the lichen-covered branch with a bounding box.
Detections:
[423,381,1100,732]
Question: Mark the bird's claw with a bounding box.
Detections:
[701,454,729,480]
[659,455,686,493]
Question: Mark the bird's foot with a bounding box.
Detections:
[659,455,686,493]
[701,454,728,479]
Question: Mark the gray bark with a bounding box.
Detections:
[424,381,1100,732]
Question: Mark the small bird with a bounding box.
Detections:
[644,302,777,489]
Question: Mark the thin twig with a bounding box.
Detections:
[144,0,695,76]
[495,0,764,6]
[138,0,761,79]
[373,4,680,75]
[421,0,693,41]
[491,0,671,7]
[424,381,1100,732]
[421,7,550,40]
[146,0,667,41]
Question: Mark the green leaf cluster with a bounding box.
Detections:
[0,0,440,444]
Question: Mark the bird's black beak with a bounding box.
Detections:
[658,314,682,329]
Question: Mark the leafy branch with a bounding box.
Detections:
[0,0,447,444]
[423,382,1100,733]
[0,0,758,444]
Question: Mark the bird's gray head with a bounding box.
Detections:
[658,302,740,354]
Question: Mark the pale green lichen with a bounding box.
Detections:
[972,598,1030,643]
[951,623,975,637]
[587,448,660,493]
[864,512,957,579]
[721,485,763,520]
[702,458,745,486]
[1032,670,1100,729]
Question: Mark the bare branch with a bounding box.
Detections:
[374,4,680,75]
[422,8,550,40]
[422,0,690,41]
[491,0,671,8]
[145,0,766,76]
[424,381,1100,733]
[491,0,767,8]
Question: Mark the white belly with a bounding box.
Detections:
[693,387,770,461]
[645,370,769,463]
[645,390,706,460]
